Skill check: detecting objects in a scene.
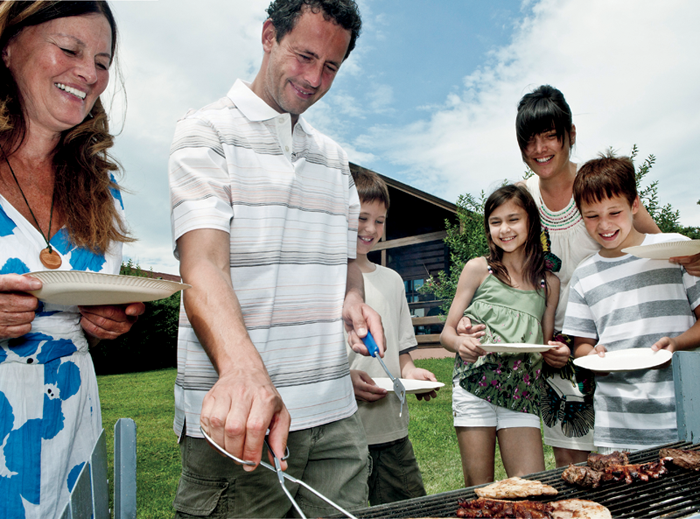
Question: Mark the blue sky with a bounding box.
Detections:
[108,0,700,274]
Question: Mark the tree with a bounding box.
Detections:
[422,146,699,312]
[89,260,180,375]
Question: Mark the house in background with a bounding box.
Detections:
[350,163,458,349]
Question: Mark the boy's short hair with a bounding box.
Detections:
[573,151,637,211]
[351,167,390,211]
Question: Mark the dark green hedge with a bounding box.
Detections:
[90,262,181,375]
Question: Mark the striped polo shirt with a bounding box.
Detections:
[563,233,700,450]
[169,80,360,437]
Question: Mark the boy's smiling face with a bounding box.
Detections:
[357,200,387,255]
[580,194,644,257]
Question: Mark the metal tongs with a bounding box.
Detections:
[362,331,407,417]
[200,426,358,519]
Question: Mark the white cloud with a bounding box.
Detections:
[357,0,700,226]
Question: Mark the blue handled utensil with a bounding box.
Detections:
[362,331,407,417]
[200,427,358,519]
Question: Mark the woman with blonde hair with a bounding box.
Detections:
[0,1,143,515]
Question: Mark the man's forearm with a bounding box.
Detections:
[178,230,266,375]
[346,259,365,300]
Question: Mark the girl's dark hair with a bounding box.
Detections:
[484,184,546,296]
[516,84,573,154]
[0,1,132,253]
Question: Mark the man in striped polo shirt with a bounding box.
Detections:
[168,1,385,517]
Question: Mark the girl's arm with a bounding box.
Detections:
[541,273,570,368]
[440,257,489,363]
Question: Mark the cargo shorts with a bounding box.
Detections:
[367,436,426,506]
[173,412,370,518]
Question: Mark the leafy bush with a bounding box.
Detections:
[90,260,180,375]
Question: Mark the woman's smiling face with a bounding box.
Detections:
[2,13,112,137]
[522,126,575,180]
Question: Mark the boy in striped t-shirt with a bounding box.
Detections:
[563,152,700,453]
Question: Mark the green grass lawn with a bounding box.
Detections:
[97,357,555,516]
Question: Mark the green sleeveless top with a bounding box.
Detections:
[453,269,547,415]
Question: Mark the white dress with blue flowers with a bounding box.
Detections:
[0,187,124,519]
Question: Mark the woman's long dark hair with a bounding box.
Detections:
[0,1,132,253]
[484,184,546,296]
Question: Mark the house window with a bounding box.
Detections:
[404,279,424,304]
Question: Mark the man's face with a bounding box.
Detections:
[259,8,351,118]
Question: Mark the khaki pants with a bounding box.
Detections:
[173,413,370,518]
[368,436,426,506]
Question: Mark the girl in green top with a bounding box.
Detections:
[440,185,570,488]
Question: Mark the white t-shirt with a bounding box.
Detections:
[347,265,418,445]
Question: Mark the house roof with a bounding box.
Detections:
[350,163,457,214]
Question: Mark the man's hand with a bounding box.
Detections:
[79,302,145,342]
[344,291,386,356]
[178,229,293,470]
[542,341,571,368]
[350,369,388,402]
[200,365,291,471]
[456,316,486,339]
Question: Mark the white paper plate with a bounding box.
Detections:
[24,270,190,305]
[622,240,700,259]
[480,343,556,353]
[573,348,672,372]
[372,378,445,394]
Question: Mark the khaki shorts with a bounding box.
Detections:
[173,413,370,518]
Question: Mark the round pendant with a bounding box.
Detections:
[39,248,62,269]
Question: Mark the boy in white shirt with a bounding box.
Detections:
[563,152,700,453]
[347,168,438,505]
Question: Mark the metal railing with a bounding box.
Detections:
[59,418,137,519]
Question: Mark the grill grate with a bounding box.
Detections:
[340,441,700,518]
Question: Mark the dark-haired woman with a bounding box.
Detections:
[0,2,143,515]
[515,85,700,467]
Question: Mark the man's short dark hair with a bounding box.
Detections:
[266,0,361,60]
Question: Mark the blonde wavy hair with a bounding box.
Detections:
[0,0,132,254]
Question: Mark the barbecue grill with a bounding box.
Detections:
[338,441,700,518]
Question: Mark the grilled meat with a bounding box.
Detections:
[602,459,668,484]
[659,448,700,471]
[561,464,605,488]
[587,451,629,471]
[562,458,669,487]
[456,497,554,518]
